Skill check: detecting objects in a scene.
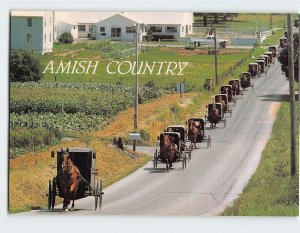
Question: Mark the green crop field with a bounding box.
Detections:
[9,81,169,157]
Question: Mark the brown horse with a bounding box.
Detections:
[208,105,221,129]
[231,81,238,99]
[56,148,81,211]
[216,96,226,113]
[161,135,177,171]
[188,119,198,149]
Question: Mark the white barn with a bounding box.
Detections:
[10,11,54,54]
[95,13,146,42]
[95,12,193,42]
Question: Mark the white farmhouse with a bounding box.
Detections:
[55,12,115,39]
[10,11,54,54]
[95,12,193,42]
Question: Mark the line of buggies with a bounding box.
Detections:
[153,118,212,171]
[204,46,277,131]
[248,45,277,79]
[152,46,279,171]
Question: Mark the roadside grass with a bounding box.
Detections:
[221,102,299,216]
[261,29,285,46]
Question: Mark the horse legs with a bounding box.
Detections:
[63,198,68,211]
[70,199,75,211]
[166,159,170,172]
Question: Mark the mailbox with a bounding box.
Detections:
[129,133,140,141]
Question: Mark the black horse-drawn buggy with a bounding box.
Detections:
[47,147,104,211]
[166,124,190,152]
[248,63,260,77]
[153,129,191,171]
[279,37,287,48]
[240,72,254,91]
[256,59,266,74]
[206,103,226,129]
[259,55,270,68]
[268,46,277,58]
[220,85,236,104]
[264,51,275,64]
[187,118,211,148]
[215,93,232,117]
[228,79,243,97]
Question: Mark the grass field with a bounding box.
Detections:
[229,14,287,30]
[222,102,299,216]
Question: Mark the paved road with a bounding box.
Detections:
[24,61,288,216]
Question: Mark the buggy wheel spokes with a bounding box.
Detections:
[51,178,56,209]
[153,149,158,168]
[47,180,52,210]
[94,181,99,210]
[99,178,103,210]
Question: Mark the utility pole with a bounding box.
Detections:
[270,13,273,31]
[298,17,300,121]
[133,23,139,152]
[214,26,219,85]
[287,14,296,176]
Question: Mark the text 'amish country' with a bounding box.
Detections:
[43,60,189,76]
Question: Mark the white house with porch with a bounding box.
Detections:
[10,11,54,54]
[95,12,193,42]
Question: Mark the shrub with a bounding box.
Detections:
[10,127,61,149]
[9,50,43,82]
[170,103,181,114]
[58,32,74,44]
[139,129,151,142]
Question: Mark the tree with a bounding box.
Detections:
[58,32,74,44]
[9,50,43,82]
[278,33,299,82]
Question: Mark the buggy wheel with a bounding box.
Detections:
[206,135,210,149]
[153,149,158,168]
[51,178,56,209]
[47,180,52,210]
[94,181,99,211]
[99,178,103,210]
[182,154,187,170]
